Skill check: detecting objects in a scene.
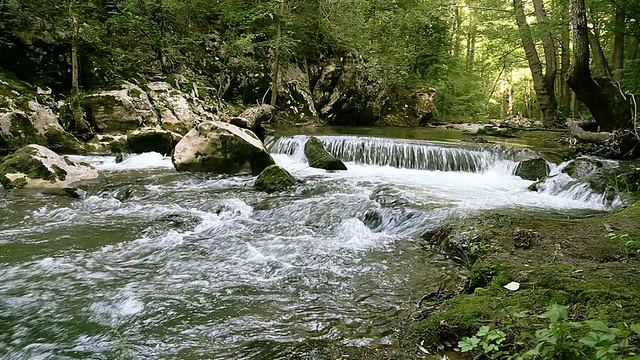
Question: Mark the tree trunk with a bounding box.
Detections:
[589,27,611,78]
[611,8,625,81]
[69,0,91,134]
[514,0,557,126]
[560,10,571,115]
[532,0,558,120]
[466,13,476,71]
[566,0,631,132]
[269,2,284,107]
[567,118,612,143]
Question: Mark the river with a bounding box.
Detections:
[0,132,614,359]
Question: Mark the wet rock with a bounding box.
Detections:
[304,136,347,170]
[172,120,275,175]
[515,158,549,181]
[254,165,297,193]
[114,153,125,163]
[127,127,176,156]
[84,83,158,132]
[0,144,98,189]
[563,158,603,179]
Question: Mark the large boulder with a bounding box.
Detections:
[0,144,98,189]
[278,65,318,122]
[254,165,297,193]
[84,83,158,132]
[127,128,178,156]
[221,105,275,141]
[304,137,347,171]
[0,101,84,155]
[172,121,275,175]
[515,158,550,181]
[146,82,200,134]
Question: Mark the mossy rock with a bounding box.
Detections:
[0,146,55,188]
[127,129,174,155]
[563,158,603,179]
[254,165,297,193]
[515,158,549,181]
[304,137,347,171]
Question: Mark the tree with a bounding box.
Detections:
[513,0,557,126]
[566,0,631,132]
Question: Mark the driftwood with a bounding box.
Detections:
[567,118,612,143]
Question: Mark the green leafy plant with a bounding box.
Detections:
[459,325,508,358]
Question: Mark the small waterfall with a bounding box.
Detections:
[267,135,531,173]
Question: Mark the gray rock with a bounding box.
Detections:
[146,82,200,134]
[172,121,275,175]
[84,83,158,132]
[304,136,347,170]
[515,158,549,181]
[562,158,603,179]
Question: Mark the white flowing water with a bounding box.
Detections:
[0,135,615,359]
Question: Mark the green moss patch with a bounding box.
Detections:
[0,146,56,188]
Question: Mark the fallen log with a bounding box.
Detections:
[567,118,613,143]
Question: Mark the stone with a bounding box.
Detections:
[172,121,275,175]
[0,144,98,189]
[147,82,199,134]
[304,136,347,170]
[0,101,84,155]
[84,83,157,132]
[515,158,549,181]
[127,127,176,155]
[254,165,297,193]
[562,158,603,179]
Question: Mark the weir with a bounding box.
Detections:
[267,135,533,173]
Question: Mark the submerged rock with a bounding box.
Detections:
[254,165,297,193]
[515,158,549,181]
[172,121,275,175]
[127,127,177,156]
[0,144,98,189]
[304,136,347,170]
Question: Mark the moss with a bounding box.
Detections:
[515,158,549,181]
[254,165,297,193]
[43,130,84,154]
[127,87,142,98]
[51,164,67,181]
[304,137,347,170]
[127,130,173,155]
[0,146,56,188]
[109,139,129,154]
[9,177,28,189]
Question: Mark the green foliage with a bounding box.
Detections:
[460,304,640,359]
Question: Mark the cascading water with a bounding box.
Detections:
[0,134,619,359]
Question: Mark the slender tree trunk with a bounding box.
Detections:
[69,0,90,134]
[566,0,631,131]
[532,0,558,120]
[466,13,476,71]
[270,2,284,106]
[514,0,557,126]
[611,8,625,81]
[452,7,462,58]
[560,8,571,115]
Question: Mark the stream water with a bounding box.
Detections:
[0,133,615,359]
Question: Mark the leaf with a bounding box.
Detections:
[477,326,491,337]
[458,336,480,352]
[630,324,640,335]
[546,304,569,324]
[586,320,611,333]
[504,281,520,291]
[579,332,600,348]
[514,311,528,318]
